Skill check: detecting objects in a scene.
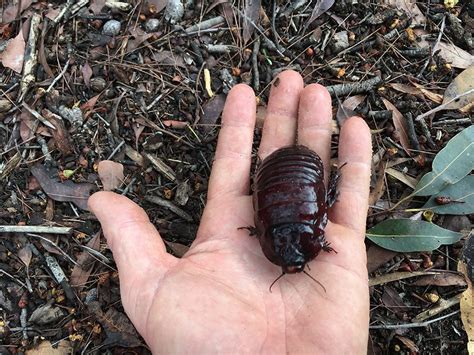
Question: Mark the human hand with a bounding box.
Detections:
[88,70,372,354]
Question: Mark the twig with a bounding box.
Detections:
[27,233,78,266]
[432,118,472,126]
[369,310,460,329]
[145,195,193,221]
[185,16,225,33]
[143,152,177,182]
[326,76,381,97]
[45,59,71,93]
[36,136,53,166]
[415,88,474,122]
[107,139,125,160]
[417,117,436,148]
[19,13,41,102]
[22,103,56,130]
[44,254,75,302]
[252,37,261,92]
[0,267,28,289]
[405,113,421,152]
[0,225,72,234]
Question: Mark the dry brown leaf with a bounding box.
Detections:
[388,83,423,98]
[201,94,226,131]
[367,244,398,273]
[127,26,154,51]
[162,120,189,129]
[436,42,474,70]
[19,109,35,141]
[412,83,443,104]
[90,0,107,14]
[152,50,186,67]
[71,231,101,290]
[31,164,94,210]
[384,0,425,25]
[411,272,467,287]
[306,0,335,27]
[165,240,190,257]
[18,245,32,267]
[382,98,412,156]
[442,65,474,110]
[82,62,93,88]
[382,285,409,316]
[1,30,25,73]
[242,0,261,43]
[1,0,33,24]
[42,109,74,155]
[396,336,419,354]
[336,94,366,125]
[148,0,168,13]
[80,94,101,112]
[98,160,124,191]
[386,167,418,189]
[25,340,71,355]
[369,161,386,206]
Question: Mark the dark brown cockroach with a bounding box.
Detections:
[241,145,341,291]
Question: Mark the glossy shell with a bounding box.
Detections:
[253,145,329,273]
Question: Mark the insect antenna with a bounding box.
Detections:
[303,270,327,293]
[269,272,285,293]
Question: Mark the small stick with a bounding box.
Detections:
[369,310,459,330]
[46,59,71,93]
[107,139,125,160]
[417,117,436,148]
[22,103,56,130]
[415,87,474,122]
[0,225,73,234]
[326,76,381,97]
[36,136,53,166]
[0,267,28,289]
[145,195,193,221]
[405,112,421,152]
[44,254,75,303]
[19,13,41,101]
[185,16,226,33]
[144,152,177,182]
[432,118,472,126]
[252,37,261,92]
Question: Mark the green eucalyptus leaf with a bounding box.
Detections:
[413,125,474,196]
[366,219,462,252]
[423,175,474,215]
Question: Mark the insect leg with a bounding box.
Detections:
[238,226,258,236]
[327,162,347,207]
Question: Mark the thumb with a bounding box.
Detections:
[88,192,177,329]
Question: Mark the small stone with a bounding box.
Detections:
[102,20,121,36]
[331,31,349,54]
[90,77,107,92]
[145,18,160,32]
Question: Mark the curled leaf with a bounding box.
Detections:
[98,160,124,191]
[31,164,94,210]
[442,65,474,110]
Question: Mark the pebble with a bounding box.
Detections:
[145,18,160,32]
[102,20,121,36]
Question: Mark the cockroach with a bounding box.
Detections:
[240,145,341,291]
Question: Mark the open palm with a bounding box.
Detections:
[89,71,372,354]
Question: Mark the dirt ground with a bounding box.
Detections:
[0,0,473,353]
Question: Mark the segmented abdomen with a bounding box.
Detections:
[253,145,326,230]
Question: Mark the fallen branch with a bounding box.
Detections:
[0,225,73,234]
[19,13,41,101]
[326,76,381,97]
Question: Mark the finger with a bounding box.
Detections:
[258,70,304,160]
[88,192,177,282]
[297,84,333,183]
[207,84,256,200]
[330,117,372,235]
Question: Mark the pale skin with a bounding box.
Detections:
[88,70,372,354]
